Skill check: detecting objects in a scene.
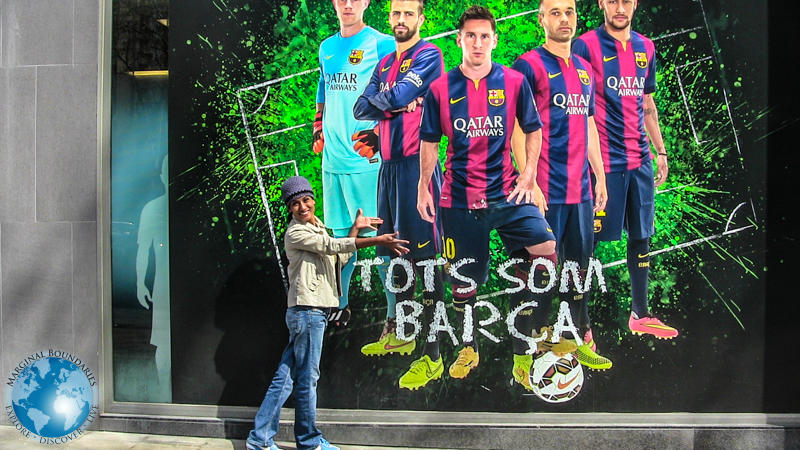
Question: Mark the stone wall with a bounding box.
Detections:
[0,0,101,418]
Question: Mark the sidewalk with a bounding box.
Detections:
[0,426,452,450]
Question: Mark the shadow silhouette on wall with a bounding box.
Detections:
[213,254,290,406]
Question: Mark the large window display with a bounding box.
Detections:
[111,0,767,413]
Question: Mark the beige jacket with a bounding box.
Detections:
[285,217,357,308]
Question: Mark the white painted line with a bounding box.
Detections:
[653,26,704,41]
[255,123,309,138]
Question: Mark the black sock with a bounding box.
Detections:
[415,261,443,360]
[509,251,535,355]
[566,276,587,342]
[530,252,558,332]
[628,238,651,318]
[453,287,478,353]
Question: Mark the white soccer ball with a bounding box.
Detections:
[529,351,584,403]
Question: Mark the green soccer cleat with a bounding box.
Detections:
[398,355,444,390]
[360,319,416,356]
[575,343,612,371]
[512,354,533,391]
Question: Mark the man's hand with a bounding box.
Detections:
[312,110,324,154]
[137,284,151,309]
[353,208,383,232]
[593,178,608,213]
[417,185,436,223]
[655,153,669,187]
[378,232,410,256]
[391,97,424,114]
[352,127,379,158]
[507,170,537,205]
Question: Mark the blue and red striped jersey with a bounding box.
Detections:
[573,27,657,173]
[354,39,445,161]
[513,47,595,205]
[420,63,542,209]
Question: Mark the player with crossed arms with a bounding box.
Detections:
[353,0,447,390]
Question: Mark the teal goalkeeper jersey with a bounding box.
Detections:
[316,26,394,174]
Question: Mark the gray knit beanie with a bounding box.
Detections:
[281,176,315,205]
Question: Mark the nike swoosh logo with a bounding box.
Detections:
[644,324,675,330]
[382,66,391,72]
[450,96,466,104]
[325,54,335,60]
[547,228,553,232]
[638,253,650,258]
[557,374,580,390]
[548,72,561,79]
[603,55,617,62]
[418,241,430,249]
[385,342,413,350]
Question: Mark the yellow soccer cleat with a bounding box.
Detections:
[512,354,533,391]
[575,343,612,371]
[448,346,479,379]
[534,326,578,356]
[360,319,416,356]
[398,355,444,390]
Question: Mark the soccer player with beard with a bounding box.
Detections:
[418,5,559,388]
[573,0,679,340]
[353,0,447,390]
[511,0,611,372]
[315,0,395,327]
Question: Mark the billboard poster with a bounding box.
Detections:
[111,0,767,412]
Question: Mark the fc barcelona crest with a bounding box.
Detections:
[349,49,365,65]
[635,52,648,69]
[488,89,505,107]
[577,69,591,86]
[400,58,412,73]
[594,219,602,233]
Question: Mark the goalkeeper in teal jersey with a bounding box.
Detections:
[314,0,395,327]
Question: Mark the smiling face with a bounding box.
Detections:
[456,19,498,70]
[599,0,637,32]
[289,196,316,224]
[332,0,370,29]
[538,0,577,44]
[390,0,424,43]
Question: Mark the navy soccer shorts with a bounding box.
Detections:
[376,157,443,259]
[546,200,595,268]
[440,202,555,285]
[593,158,656,242]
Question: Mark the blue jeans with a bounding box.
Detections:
[247,306,328,450]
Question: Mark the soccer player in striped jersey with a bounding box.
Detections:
[315,0,395,328]
[353,0,447,390]
[573,0,679,340]
[418,5,558,387]
[512,0,611,372]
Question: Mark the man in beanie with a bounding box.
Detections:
[246,176,408,450]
